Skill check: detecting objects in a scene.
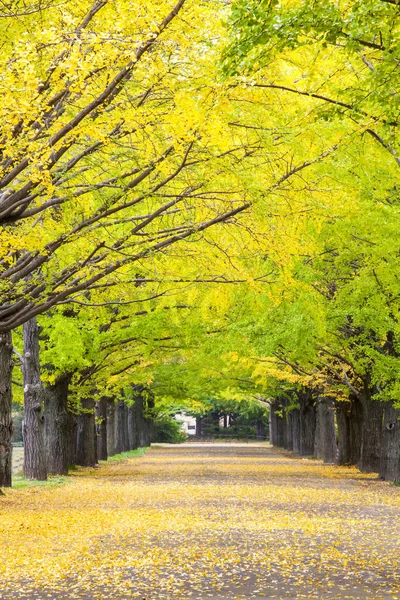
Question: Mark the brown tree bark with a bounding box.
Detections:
[22,318,47,480]
[44,373,72,475]
[96,397,108,461]
[379,402,400,482]
[76,397,97,467]
[0,331,13,487]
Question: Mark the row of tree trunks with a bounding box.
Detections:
[44,373,73,476]
[270,393,321,458]
[270,389,400,481]
[43,389,153,475]
[0,320,155,487]
[270,392,335,463]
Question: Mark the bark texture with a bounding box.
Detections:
[359,392,384,473]
[379,402,400,482]
[298,390,316,456]
[285,410,293,451]
[195,417,202,437]
[67,410,77,468]
[76,397,97,467]
[256,420,266,440]
[96,397,108,461]
[133,385,154,447]
[0,331,13,487]
[270,399,285,447]
[115,399,129,454]
[22,318,47,480]
[106,398,116,456]
[336,397,363,466]
[128,404,137,450]
[315,397,337,464]
[291,408,301,454]
[44,373,72,475]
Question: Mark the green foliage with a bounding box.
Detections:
[151,414,187,444]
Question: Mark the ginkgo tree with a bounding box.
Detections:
[3,0,400,491]
[1,0,350,487]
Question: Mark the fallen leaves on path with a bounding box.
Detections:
[0,444,399,599]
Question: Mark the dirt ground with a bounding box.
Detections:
[1,443,399,599]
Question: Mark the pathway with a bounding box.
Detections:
[1,443,400,599]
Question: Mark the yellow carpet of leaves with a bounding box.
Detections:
[1,443,399,599]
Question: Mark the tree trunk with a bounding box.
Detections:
[0,331,13,488]
[285,410,293,451]
[115,399,128,454]
[195,416,202,437]
[22,318,47,480]
[336,401,352,465]
[283,399,293,450]
[348,395,363,465]
[269,400,279,446]
[359,392,384,473]
[123,402,130,450]
[106,398,116,456]
[291,408,300,454]
[379,402,400,482]
[128,404,138,450]
[96,397,108,461]
[44,373,72,475]
[280,398,288,449]
[76,398,97,467]
[256,420,266,439]
[130,386,153,447]
[314,397,337,464]
[67,410,77,468]
[298,389,316,456]
[269,406,275,445]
